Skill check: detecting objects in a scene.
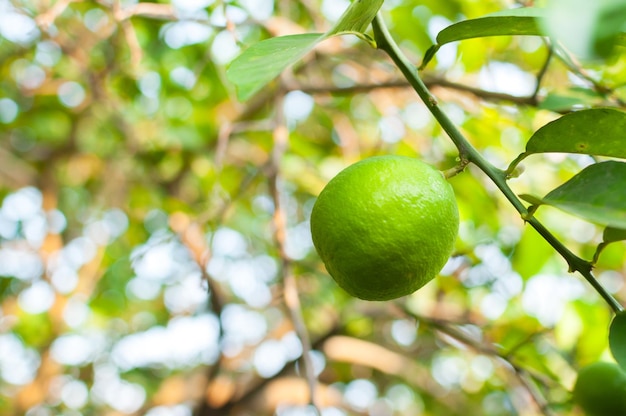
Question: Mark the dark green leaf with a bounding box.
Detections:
[610,311,626,371]
[520,161,626,229]
[420,45,440,69]
[525,108,626,158]
[420,8,544,67]
[593,227,626,264]
[436,8,544,45]
[605,227,626,244]
[227,33,323,101]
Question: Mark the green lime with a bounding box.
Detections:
[573,362,626,416]
[310,155,459,301]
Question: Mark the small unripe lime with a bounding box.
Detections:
[310,155,459,301]
[573,362,626,416]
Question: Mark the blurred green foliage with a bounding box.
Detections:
[0,1,625,416]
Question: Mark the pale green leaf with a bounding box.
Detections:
[226,33,323,101]
[227,0,385,101]
[327,0,385,36]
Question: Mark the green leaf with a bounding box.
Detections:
[226,33,323,101]
[420,8,544,68]
[593,227,626,263]
[604,227,626,244]
[526,108,626,159]
[519,161,626,229]
[538,94,587,113]
[538,88,604,112]
[518,194,544,206]
[327,0,385,36]
[610,311,626,371]
[436,8,544,45]
[227,0,384,101]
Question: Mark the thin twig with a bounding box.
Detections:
[116,2,175,20]
[532,44,553,100]
[35,0,76,30]
[114,0,143,73]
[401,309,557,416]
[268,94,320,412]
[552,43,626,107]
[287,76,539,106]
[193,327,339,415]
[371,13,623,314]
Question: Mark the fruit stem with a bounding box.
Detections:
[371,13,624,314]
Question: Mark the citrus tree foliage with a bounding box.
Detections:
[1,1,626,415]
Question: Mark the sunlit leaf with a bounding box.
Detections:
[421,8,544,68]
[327,0,385,36]
[226,33,323,101]
[519,161,626,229]
[228,0,384,101]
[610,311,626,371]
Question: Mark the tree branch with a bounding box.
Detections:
[371,13,623,314]
[288,76,539,106]
[268,94,320,413]
[399,308,558,416]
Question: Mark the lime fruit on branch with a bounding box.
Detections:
[310,155,459,301]
[573,362,626,416]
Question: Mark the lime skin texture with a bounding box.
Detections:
[310,155,459,301]
[573,362,626,416]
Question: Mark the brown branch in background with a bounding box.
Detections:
[221,2,237,35]
[531,43,554,100]
[170,214,228,411]
[194,327,339,416]
[295,0,330,30]
[268,93,319,412]
[35,0,77,30]
[396,306,557,416]
[553,43,626,107]
[282,270,318,407]
[198,120,277,225]
[113,0,144,73]
[0,146,37,188]
[289,77,539,106]
[321,335,452,398]
[115,2,176,21]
